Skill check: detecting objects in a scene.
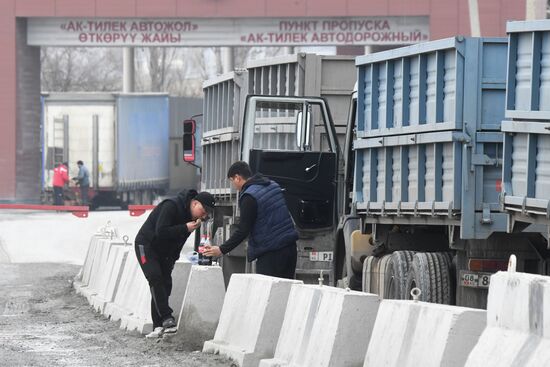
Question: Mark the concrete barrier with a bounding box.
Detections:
[203,274,302,367]
[259,284,380,367]
[173,265,225,350]
[119,260,192,334]
[364,299,486,367]
[103,251,144,322]
[119,277,153,334]
[90,243,130,313]
[73,234,106,291]
[77,239,121,302]
[465,271,550,367]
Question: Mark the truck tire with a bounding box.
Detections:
[406,252,454,304]
[406,252,433,302]
[362,256,375,293]
[362,254,392,297]
[433,252,454,304]
[386,251,415,299]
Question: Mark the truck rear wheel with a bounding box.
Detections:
[386,251,416,299]
[406,252,453,304]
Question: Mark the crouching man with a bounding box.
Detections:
[135,190,215,338]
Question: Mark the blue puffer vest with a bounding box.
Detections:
[240,180,298,261]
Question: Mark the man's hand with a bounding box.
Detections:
[203,245,222,257]
[186,219,201,232]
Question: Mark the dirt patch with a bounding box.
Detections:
[0,263,232,366]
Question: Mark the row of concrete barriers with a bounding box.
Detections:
[73,227,226,349]
[202,263,550,366]
[74,229,550,366]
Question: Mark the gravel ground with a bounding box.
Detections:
[0,263,231,367]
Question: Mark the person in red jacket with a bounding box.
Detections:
[52,162,69,206]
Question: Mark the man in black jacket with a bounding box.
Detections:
[135,189,215,338]
[204,161,298,279]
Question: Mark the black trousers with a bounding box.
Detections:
[53,186,64,206]
[255,243,297,279]
[135,244,175,328]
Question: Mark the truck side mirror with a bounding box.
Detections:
[182,119,196,162]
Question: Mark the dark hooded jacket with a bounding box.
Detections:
[135,189,196,260]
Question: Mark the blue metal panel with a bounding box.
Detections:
[356,37,507,138]
[116,95,170,191]
[501,122,550,220]
[502,20,550,224]
[353,37,508,239]
[506,20,550,118]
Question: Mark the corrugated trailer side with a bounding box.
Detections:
[201,54,357,204]
[246,53,356,148]
[201,71,247,202]
[354,37,508,240]
[502,20,550,230]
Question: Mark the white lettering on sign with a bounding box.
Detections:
[28,17,429,47]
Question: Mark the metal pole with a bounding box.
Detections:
[221,47,234,74]
[468,0,481,37]
[525,0,546,20]
[123,47,135,92]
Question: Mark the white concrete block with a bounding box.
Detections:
[118,259,192,335]
[73,234,104,291]
[77,239,120,301]
[90,243,130,313]
[203,274,302,367]
[103,252,143,322]
[174,265,225,349]
[120,278,153,334]
[169,260,193,323]
[465,271,550,367]
[259,284,380,367]
[364,300,486,367]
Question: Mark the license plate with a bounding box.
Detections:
[461,271,491,289]
[309,251,333,262]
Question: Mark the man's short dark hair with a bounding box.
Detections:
[77,160,84,165]
[227,161,252,180]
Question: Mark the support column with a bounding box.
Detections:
[221,47,234,73]
[16,18,41,202]
[123,47,135,93]
[0,6,16,200]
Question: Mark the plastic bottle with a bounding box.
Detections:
[202,235,213,266]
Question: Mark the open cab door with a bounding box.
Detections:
[241,96,340,232]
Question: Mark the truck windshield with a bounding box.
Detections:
[250,100,334,153]
[252,101,303,151]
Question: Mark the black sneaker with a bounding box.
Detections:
[162,317,177,334]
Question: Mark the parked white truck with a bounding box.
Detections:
[186,53,356,285]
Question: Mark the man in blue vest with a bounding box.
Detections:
[203,161,298,279]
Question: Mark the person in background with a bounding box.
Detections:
[52,162,69,206]
[72,160,90,206]
[135,190,215,339]
[203,161,298,279]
